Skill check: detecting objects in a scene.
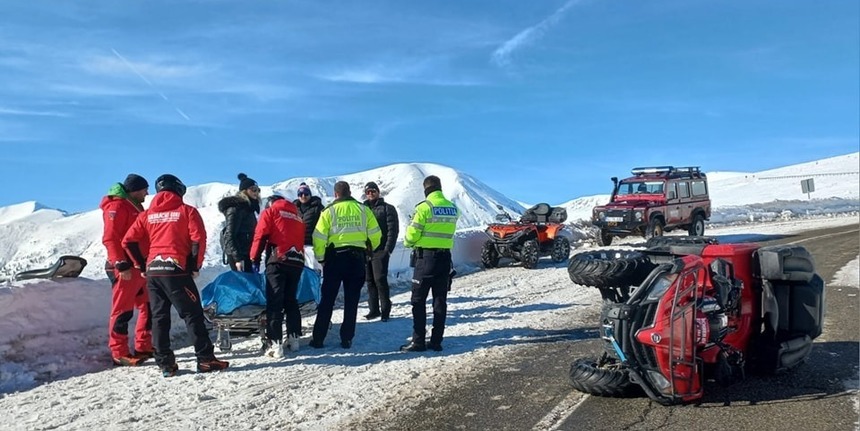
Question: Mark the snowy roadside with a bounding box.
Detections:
[0,215,857,430]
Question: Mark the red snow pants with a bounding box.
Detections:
[107,268,152,357]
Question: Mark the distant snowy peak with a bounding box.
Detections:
[0,201,66,225]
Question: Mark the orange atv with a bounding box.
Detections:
[481,203,570,269]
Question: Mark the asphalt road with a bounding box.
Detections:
[358,223,860,431]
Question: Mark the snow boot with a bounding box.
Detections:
[286,334,300,352]
[113,355,146,367]
[265,341,285,359]
[161,363,179,378]
[197,357,229,373]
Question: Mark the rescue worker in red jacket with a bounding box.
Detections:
[100,174,153,366]
[250,194,306,358]
[122,174,228,377]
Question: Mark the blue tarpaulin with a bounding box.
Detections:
[201,271,266,315]
[202,267,322,315]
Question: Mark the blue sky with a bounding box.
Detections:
[1,0,858,212]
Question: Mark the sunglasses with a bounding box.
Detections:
[298,192,310,197]
[249,186,261,193]
[365,189,379,194]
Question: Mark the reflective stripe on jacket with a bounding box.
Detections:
[404,190,459,250]
[312,197,382,261]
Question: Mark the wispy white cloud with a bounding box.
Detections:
[0,107,71,117]
[82,52,207,80]
[317,58,484,86]
[491,0,584,68]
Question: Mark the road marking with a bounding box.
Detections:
[532,391,589,430]
[786,228,859,245]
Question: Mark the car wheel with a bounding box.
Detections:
[645,218,664,239]
[597,229,613,246]
[688,214,705,236]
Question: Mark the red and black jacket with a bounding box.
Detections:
[122,191,207,274]
[250,198,306,267]
[100,191,148,272]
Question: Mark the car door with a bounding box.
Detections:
[666,181,683,225]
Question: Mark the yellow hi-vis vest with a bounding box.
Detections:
[404,191,459,249]
[312,197,382,261]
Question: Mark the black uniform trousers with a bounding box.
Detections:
[147,273,215,367]
[312,248,366,345]
[365,250,392,318]
[265,261,303,342]
[410,248,452,345]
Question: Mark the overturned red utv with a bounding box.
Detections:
[592,166,711,246]
[566,237,824,405]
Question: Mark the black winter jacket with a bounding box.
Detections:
[293,196,325,246]
[218,194,259,261]
[363,197,399,253]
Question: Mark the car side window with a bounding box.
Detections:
[691,180,707,196]
[677,182,690,198]
[666,183,677,200]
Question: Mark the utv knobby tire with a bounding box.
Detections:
[688,214,706,236]
[567,250,656,289]
[597,229,613,247]
[551,237,571,263]
[569,357,640,397]
[521,239,540,269]
[481,240,500,268]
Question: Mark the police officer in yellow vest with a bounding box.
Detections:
[310,181,381,349]
[400,175,459,352]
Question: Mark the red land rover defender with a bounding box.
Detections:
[592,166,711,246]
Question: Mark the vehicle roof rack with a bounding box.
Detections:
[630,166,705,179]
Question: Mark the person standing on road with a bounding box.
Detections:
[100,173,153,366]
[218,173,261,272]
[400,175,459,353]
[309,181,381,349]
[362,181,399,322]
[123,174,229,377]
[293,182,325,246]
[250,194,306,358]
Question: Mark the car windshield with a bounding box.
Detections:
[618,181,664,195]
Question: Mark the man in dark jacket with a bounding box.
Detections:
[362,181,399,322]
[123,174,228,376]
[293,182,324,246]
[218,173,261,272]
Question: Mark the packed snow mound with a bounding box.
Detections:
[0,201,65,226]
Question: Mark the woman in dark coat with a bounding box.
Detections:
[218,173,261,272]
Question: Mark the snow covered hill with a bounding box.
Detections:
[556,152,860,222]
[0,201,65,226]
[0,163,525,280]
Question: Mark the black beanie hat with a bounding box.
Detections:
[123,174,149,192]
[238,173,258,191]
[364,181,379,193]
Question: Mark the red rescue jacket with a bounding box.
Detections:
[100,186,148,267]
[250,198,305,267]
[123,191,207,272]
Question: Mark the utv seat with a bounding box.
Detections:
[13,256,88,281]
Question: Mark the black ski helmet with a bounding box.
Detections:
[265,194,285,209]
[155,174,187,197]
